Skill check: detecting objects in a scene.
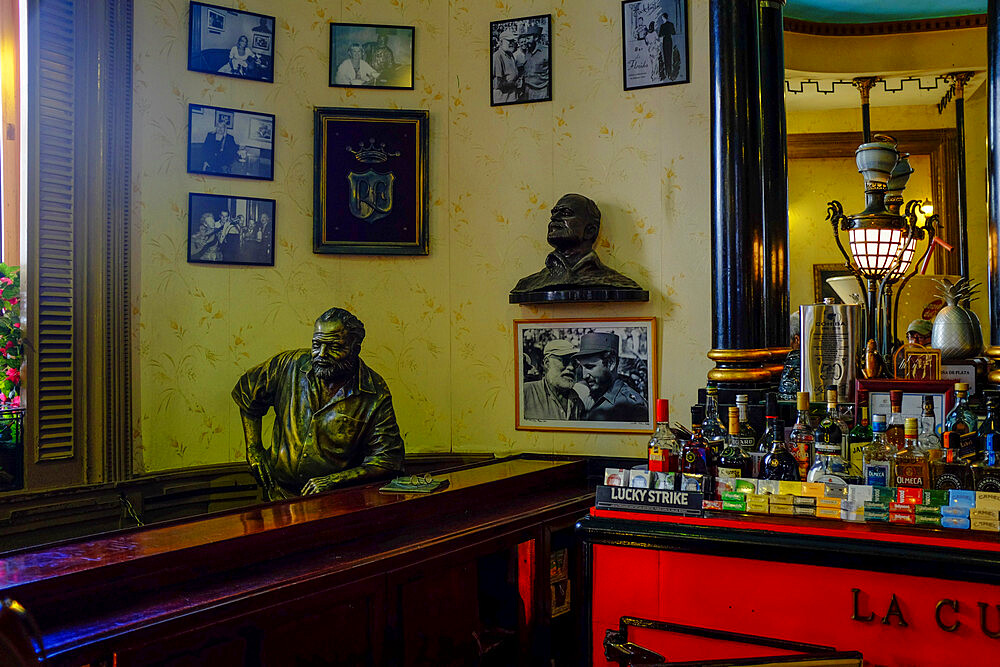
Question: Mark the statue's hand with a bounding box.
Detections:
[301,474,338,495]
[247,443,274,494]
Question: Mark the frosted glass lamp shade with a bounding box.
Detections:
[848,227,903,279]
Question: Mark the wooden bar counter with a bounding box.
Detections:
[578,508,1000,666]
[0,457,592,666]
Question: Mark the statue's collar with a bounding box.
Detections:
[544,249,600,272]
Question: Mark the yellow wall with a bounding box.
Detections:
[132,0,713,471]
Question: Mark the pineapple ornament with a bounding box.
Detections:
[930,277,984,359]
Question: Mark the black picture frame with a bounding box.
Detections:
[188,1,275,83]
[329,22,415,90]
[489,14,552,106]
[188,192,275,266]
[187,104,275,181]
[313,107,428,256]
[621,0,689,91]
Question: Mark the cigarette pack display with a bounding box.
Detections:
[824,483,848,499]
[872,486,896,503]
[652,471,677,490]
[715,475,737,495]
[629,470,652,488]
[969,508,999,521]
[865,501,890,513]
[816,497,841,510]
[702,499,723,510]
[865,511,889,522]
[842,510,865,522]
[972,518,1000,532]
[922,490,949,506]
[949,490,976,508]
[941,505,971,518]
[721,492,746,503]
[604,469,629,486]
[779,481,802,496]
[769,494,795,505]
[746,493,770,504]
[816,507,841,519]
[734,478,758,494]
[895,488,923,505]
[747,500,770,514]
[889,512,916,524]
[680,473,703,492]
[799,482,826,498]
[916,515,942,527]
[769,504,795,516]
[847,485,874,504]
[975,491,1000,510]
[793,496,817,507]
[889,503,916,514]
[757,480,781,495]
[942,516,972,529]
[915,505,941,518]
[722,500,747,512]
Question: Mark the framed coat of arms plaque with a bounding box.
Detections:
[313,107,429,255]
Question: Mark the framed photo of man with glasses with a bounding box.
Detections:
[515,318,657,433]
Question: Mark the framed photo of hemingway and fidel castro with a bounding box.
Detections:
[515,318,657,434]
[313,107,429,255]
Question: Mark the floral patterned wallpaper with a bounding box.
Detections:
[132,0,713,473]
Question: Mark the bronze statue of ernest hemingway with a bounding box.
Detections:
[232,307,404,499]
[510,193,648,303]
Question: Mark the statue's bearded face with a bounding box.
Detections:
[311,320,359,383]
[547,195,597,250]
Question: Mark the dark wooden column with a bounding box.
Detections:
[759,0,789,356]
[987,0,1000,379]
[709,0,777,385]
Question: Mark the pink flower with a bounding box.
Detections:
[8,297,18,306]
[5,368,19,385]
[12,322,19,328]
[3,341,11,351]
[0,277,12,286]
[0,393,7,403]
[11,395,20,408]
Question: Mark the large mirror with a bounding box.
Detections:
[783,6,989,345]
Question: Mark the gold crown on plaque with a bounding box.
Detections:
[346,138,400,164]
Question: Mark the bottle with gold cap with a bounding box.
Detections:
[788,391,815,479]
[885,389,906,451]
[944,382,979,459]
[893,417,929,489]
[718,407,752,479]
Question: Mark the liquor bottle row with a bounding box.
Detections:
[646,383,1000,493]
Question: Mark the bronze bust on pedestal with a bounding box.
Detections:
[510,193,648,303]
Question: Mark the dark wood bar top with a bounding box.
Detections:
[0,457,593,665]
[1,458,570,588]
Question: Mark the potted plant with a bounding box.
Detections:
[0,264,23,491]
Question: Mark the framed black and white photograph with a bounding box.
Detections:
[621,0,689,90]
[188,2,275,83]
[188,192,275,266]
[187,104,274,180]
[515,318,657,433]
[490,14,551,106]
[314,107,428,255]
[329,23,414,89]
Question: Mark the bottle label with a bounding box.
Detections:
[894,462,927,488]
[717,466,742,480]
[976,475,1000,493]
[933,473,963,490]
[849,445,867,476]
[987,434,997,452]
[864,462,889,487]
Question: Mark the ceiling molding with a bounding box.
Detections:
[784,14,986,36]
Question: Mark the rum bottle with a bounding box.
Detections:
[808,391,848,486]
[847,406,872,476]
[917,395,943,462]
[788,391,815,480]
[885,389,906,451]
[758,392,780,452]
[717,407,752,479]
[648,399,679,472]
[944,383,978,459]
[862,414,893,487]
[734,394,758,450]
[680,425,708,475]
[760,419,799,481]
[893,417,929,489]
[975,393,999,462]
[931,446,973,491]
[701,388,727,469]
[972,424,1000,492]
